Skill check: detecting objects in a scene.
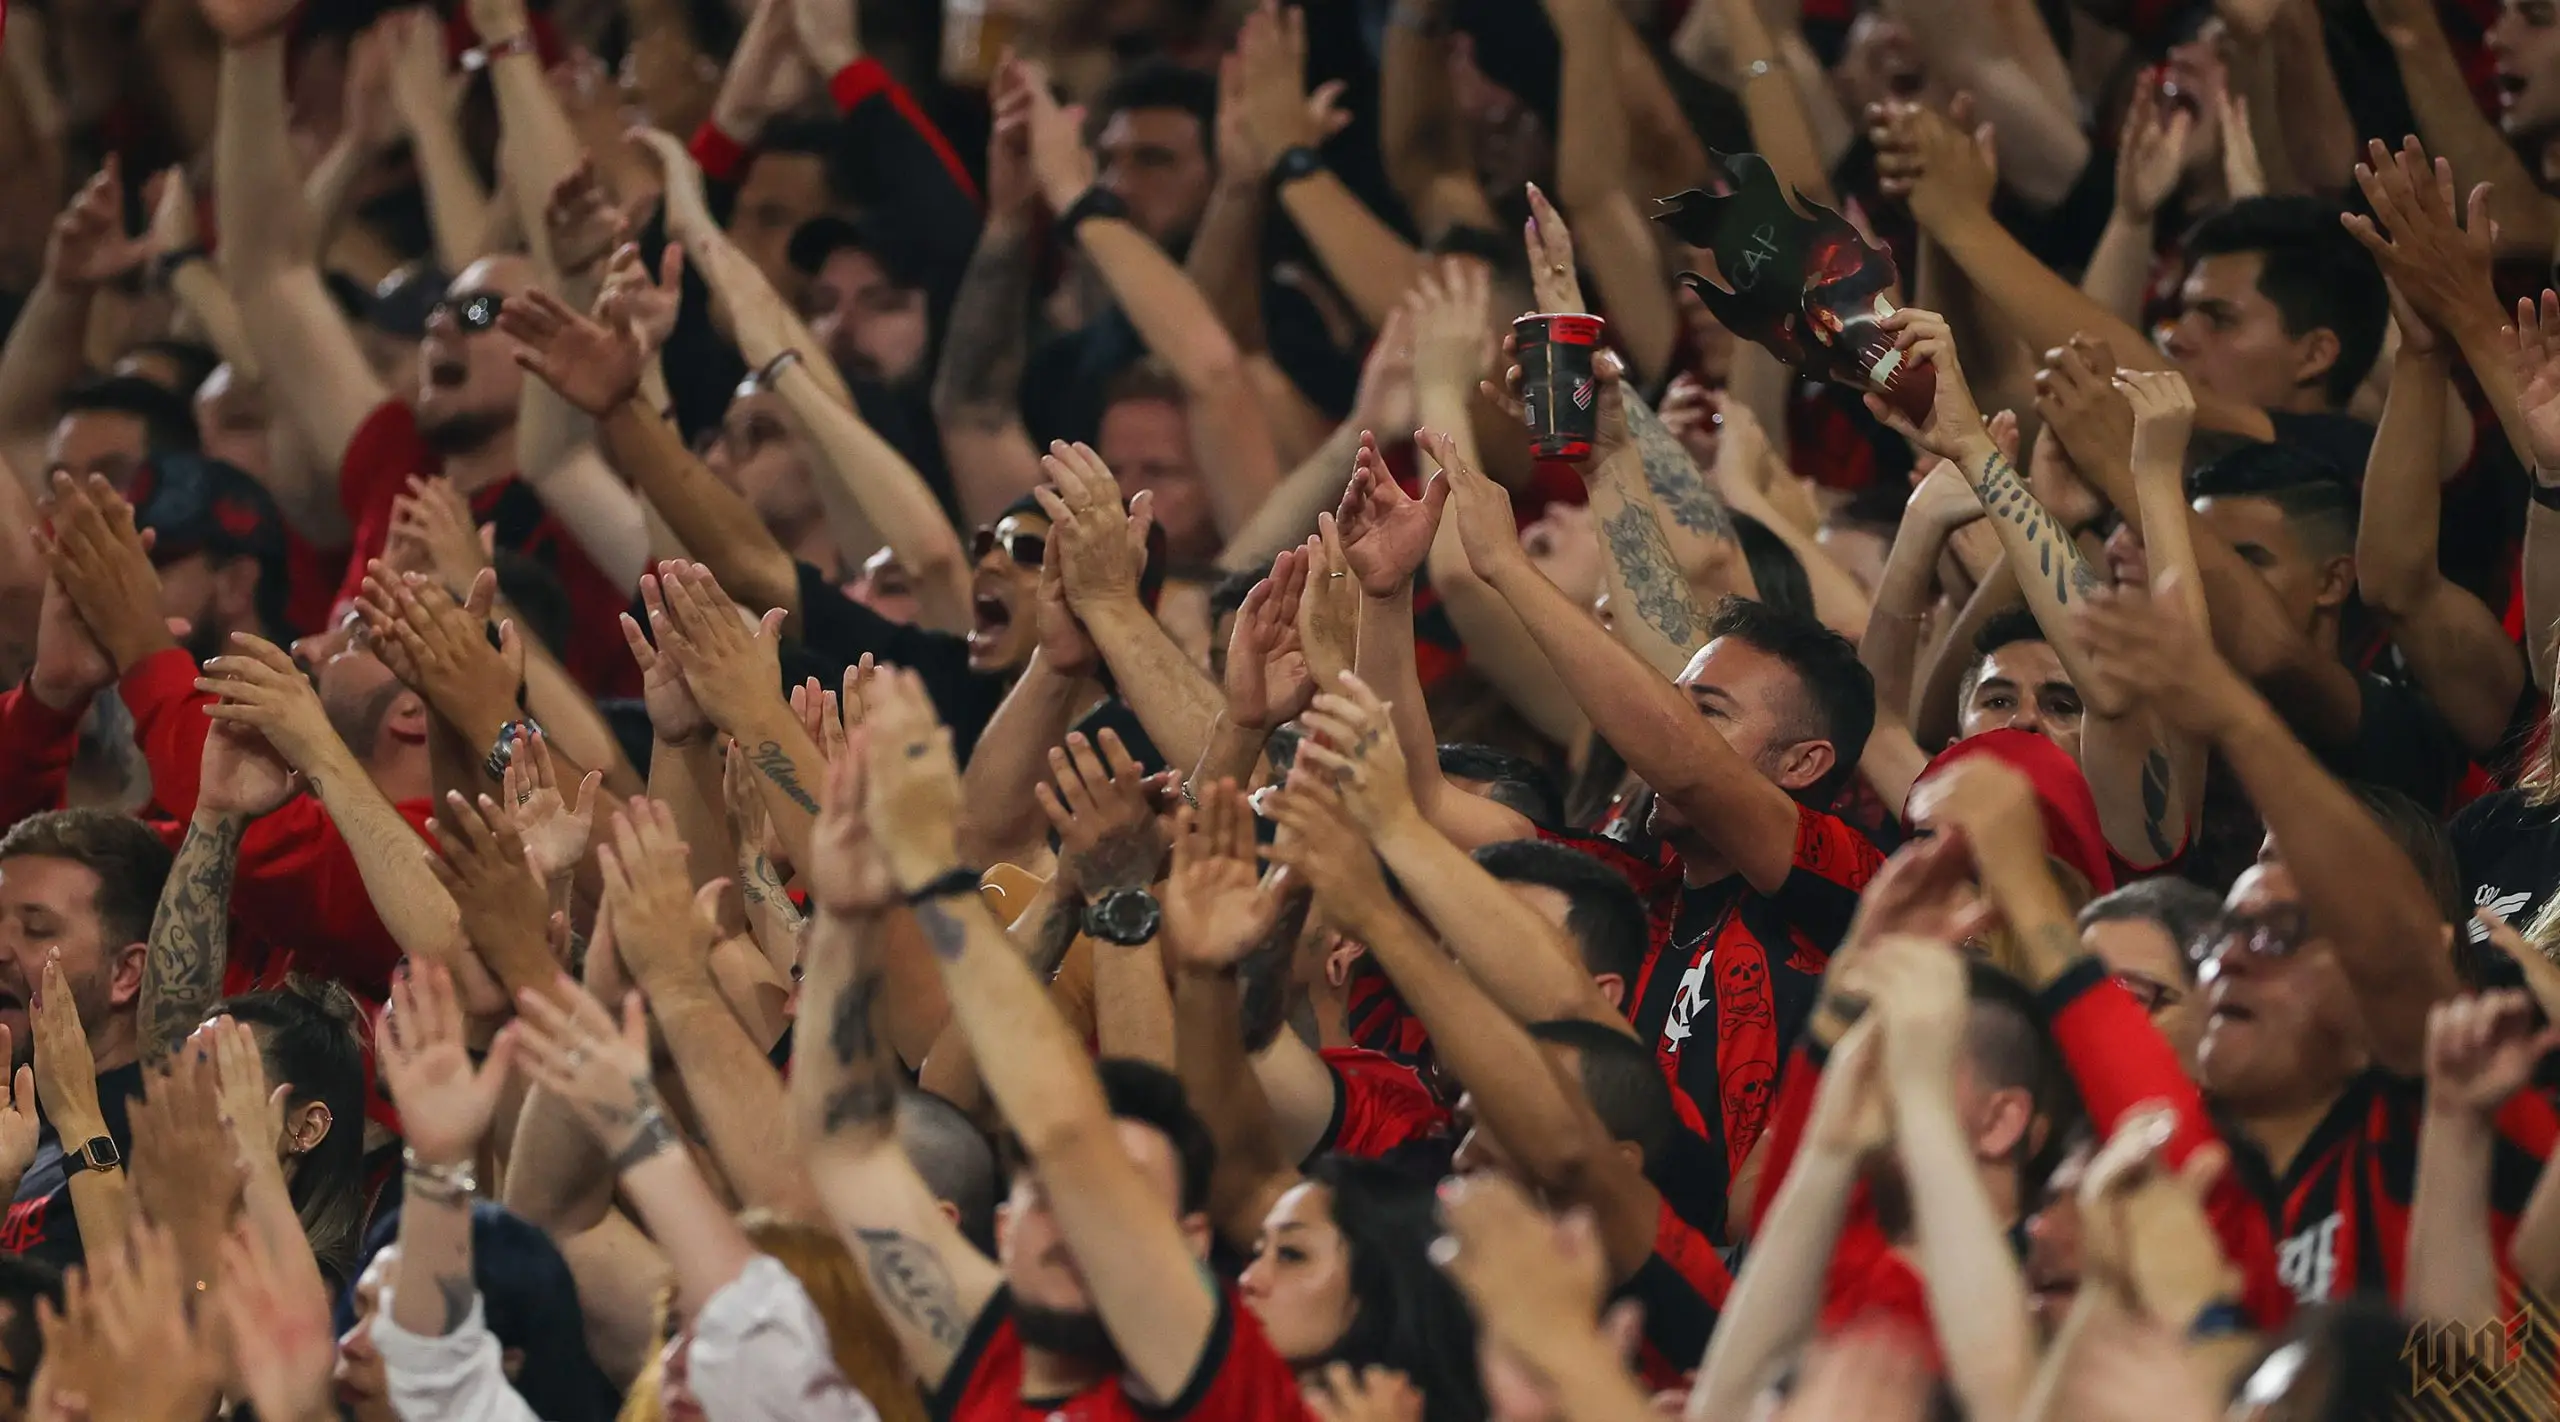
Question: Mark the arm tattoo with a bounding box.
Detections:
[745,853,806,927]
[2139,748,2177,862]
[916,901,970,963]
[1025,895,1081,981]
[932,226,1035,428]
[1971,450,2101,608]
[1622,392,1736,541]
[853,1227,972,1351]
[1599,503,1704,650]
[747,741,822,815]
[822,969,901,1132]
[433,1270,477,1334]
[142,815,247,1061]
[1237,889,1313,1052]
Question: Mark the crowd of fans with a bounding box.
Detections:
[7,0,2560,1416]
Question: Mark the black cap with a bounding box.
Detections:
[786,212,932,292]
[127,452,288,567]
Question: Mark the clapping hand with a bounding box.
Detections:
[499,285,651,417]
[1295,516,1359,692]
[624,567,716,747]
[1037,730,1167,897]
[198,634,355,776]
[1224,548,1315,733]
[543,158,632,278]
[500,727,604,882]
[2073,570,2248,733]
[427,789,555,1006]
[808,739,900,915]
[39,471,174,672]
[598,797,722,996]
[355,562,523,736]
[859,670,966,894]
[645,563,789,740]
[2510,290,2560,475]
[45,158,151,291]
[1294,673,1415,835]
[1415,428,1524,582]
[386,475,494,600]
[377,960,521,1168]
[512,977,665,1166]
[1033,442,1155,616]
[1162,780,1283,975]
[1334,434,1448,596]
[197,718,300,819]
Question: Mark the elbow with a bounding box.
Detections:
[2352,565,2432,620]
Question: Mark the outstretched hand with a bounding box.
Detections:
[1334,433,1448,595]
[1415,427,1524,582]
[1225,548,1315,732]
[498,286,650,417]
[1161,779,1282,974]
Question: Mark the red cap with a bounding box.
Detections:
[1908,728,2117,896]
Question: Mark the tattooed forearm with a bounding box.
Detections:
[743,852,806,928]
[822,969,901,1132]
[1970,449,2101,608]
[142,814,247,1061]
[747,741,822,815]
[854,1227,972,1350]
[931,225,1035,427]
[1024,894,1081,981]
[1237,888,1312,1052]
[916,901,969,963]
[1622,391,1736,541]
[1599,503,1704,650]
[2139,748,2177,862]
[434,1269,477,1334]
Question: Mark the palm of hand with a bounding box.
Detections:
[0,1099,36,1181]
[1258,647,1314,726]
[1342,504,1435,596]
[1165,863,1275,967]
[515,791,587,879]
[390,1049,490,1161]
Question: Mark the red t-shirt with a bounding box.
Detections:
[1314,1046,1450,1163]
[930,1287,1313,1422]
[335,401,640,697]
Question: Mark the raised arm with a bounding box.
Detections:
[501,290,806,622]
[795,761,1003,1390]
[1376,0,1499,237]
[2367,0,2559,256]
[209,8,392,472]
[2077,575,2458,1074]
[860,672,1224,1402]
[0,163,149,482]
[1024,74,1282,539]
[2408,992,2552,1325]
[1244,5,1426,329]
[141,724,298,1062]
[1542,0,1678,383]
[1304,675,1625,1028]
[1270,782,1664,1283]
[378,7,495,277]
[1431,427,1804,892]
[769,355,974,633]
[930,59,1048,525]
[2509,293,2560,697]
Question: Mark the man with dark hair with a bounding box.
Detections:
[0,809,167,1266]
[52,374,201,488]
[1472,839,1648,1007]
[1439,745,1563,828]
[2187,445,2466,807]
[1096,359,1216,564]
[112,340,223,400]
[1091,60,1220,251]
[898,1089,1003,1254]
[1956,607,2086,760]
[125,452,295,660]
[2168,196,2389,479]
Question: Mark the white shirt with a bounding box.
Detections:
[374,1287,545,1422]
[692,1253,887,1422]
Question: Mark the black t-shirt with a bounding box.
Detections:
[2330,668,2468,813]
[2,1062,143,1268]
[2451,788,2560,949]
[2265,411,2378,485]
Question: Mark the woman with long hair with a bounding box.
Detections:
[217,981,371,1289]
[1238,1155,1487,1422]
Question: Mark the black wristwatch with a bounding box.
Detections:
[1057,185,1132,242]
[1082,887,1163,946]
[484,719,537,780]
[69,1136,119,1174]
[1271,145,1326,188]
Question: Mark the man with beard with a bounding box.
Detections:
[794,688,1312,1422]
[0,473,434,1003]
[206,4,641,697]
[0,809,167,1267]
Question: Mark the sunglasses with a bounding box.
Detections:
[972,520,1046,568]
[2193,904,2310,972]
[2111,971,2186,1014]
[432,292,506,332]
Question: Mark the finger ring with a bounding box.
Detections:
[563,1046,587,1070]
[1326,571,1346,579]
[1548,263,1567,276]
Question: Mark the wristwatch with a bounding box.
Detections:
[1271,145,1326,188]
[1082,887,1164,946]
[1057,185,1132,243]
[68,1136,119,1174]
[484,719,538,780]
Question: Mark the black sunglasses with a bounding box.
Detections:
[972,524,1046,568]
[432,292,506,332]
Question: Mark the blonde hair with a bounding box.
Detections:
[617,1213,930,1422]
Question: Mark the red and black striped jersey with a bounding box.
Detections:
[1311,1046,1452,1163]
[2236,1069,2557,1305]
